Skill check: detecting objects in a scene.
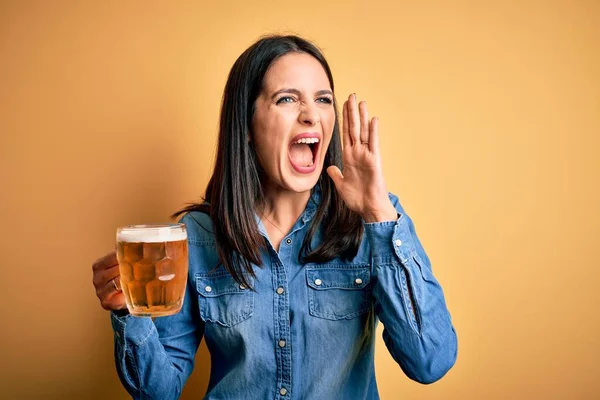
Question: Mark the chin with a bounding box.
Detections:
[282,168,322,193]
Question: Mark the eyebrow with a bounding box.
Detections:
[271,88,333,99]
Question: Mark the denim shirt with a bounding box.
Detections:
[110,192,457,399]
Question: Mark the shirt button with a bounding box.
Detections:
[278,340,286,348]
[285,238,292,245]
[205,286,212,293]
[280,388,288,396]
[239,284,246,290]
[355,278,363,285]
[314,278,322,286]
[395,239,402,247]
[276,287,284,295]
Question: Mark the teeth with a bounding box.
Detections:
[294,138,320,144]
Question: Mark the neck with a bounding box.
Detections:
[258,184,312,232]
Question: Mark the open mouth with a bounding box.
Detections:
[288,136,320,173]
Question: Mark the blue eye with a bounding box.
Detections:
[276,96,295,105]
[316,97,333,104]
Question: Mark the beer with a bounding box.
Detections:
[116,224,188,317]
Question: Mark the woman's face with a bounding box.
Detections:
[252,52,335,195]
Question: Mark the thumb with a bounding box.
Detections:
[326,166,344,190]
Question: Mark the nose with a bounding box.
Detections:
[298,102,319,126]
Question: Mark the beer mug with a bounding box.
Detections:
[116,224,188,317]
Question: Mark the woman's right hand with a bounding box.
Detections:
[92,250,126,311]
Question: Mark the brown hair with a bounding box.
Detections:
[172,35,363,288]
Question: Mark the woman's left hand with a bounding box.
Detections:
[327,93,398,223]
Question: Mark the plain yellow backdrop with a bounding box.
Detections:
[1,1,598,399]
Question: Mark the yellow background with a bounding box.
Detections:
[1,1,598,399]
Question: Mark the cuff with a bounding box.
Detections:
[364,214,414,262]
[111,311,155,347]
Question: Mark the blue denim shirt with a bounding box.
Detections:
[111,192,457,399]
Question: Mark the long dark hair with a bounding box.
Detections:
[173,34,363,288]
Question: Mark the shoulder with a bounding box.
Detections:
[178,210,222,275]
[178,210,215,245]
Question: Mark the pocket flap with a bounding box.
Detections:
[196,273,249,297]
[306,265,370,290]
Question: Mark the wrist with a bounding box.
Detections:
[362,202,398,223]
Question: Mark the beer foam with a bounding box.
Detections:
[117,225,187,243]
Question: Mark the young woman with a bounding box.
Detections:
[92,34,457,399]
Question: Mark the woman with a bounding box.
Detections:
[92,34,457,399]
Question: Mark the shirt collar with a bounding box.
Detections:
[301,186,320,223]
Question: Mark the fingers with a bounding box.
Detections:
[369,116,379,153]
[94,265,121,295]
[326,165,344,190]
[92,250,118,273]
[345,94,377,148]
[359,101,369,144]
[93,252,127,311]
[92,251,120,298]
[96,271,126,310]
[342,100,350,148]
[100,291,126,311]
[347,94,360,145]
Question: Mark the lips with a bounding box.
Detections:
[288,132,321,174]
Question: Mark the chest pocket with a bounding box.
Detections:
[196,272,254,327]
[306,264,372,320]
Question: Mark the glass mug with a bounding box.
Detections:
[116,224,188,317]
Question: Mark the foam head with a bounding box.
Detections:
[117,224,187,243]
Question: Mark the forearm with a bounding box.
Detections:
[364,196,457,383]
[111,314,196,399]
[371,256,457,383]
